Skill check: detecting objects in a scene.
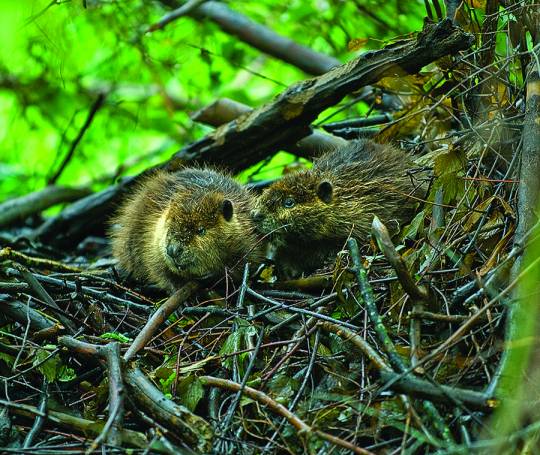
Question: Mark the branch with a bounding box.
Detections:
[200,375,374,455]
[513,44,540,270]
[123,281,199,361]
[318,321,391,372]
[0,185,91,228]
[191,97,347,157]
[371,217,430,302]
[155,1,339,75]
[59,335,213,452]
[170,19,473,170]
[124,367,213,452]
[379,370,495,412]
[48,93,106,185]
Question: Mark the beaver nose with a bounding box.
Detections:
[166,243,181,259]
[251,210,264,223]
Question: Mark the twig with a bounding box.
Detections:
[0,185,91,228]
[0,247,82,272]
[59,336,212,452]
[147,0,207,32]
[214,325,265,450]
[48,93,106,185]
[318,321,391,372]
[371,217,430,302]
[28,271,150,311]
[13,264,78,334]
[124,281,198,361]
[200,375,375,455]
[379,370,494,412]
[0,295,58,332]
[409,310,469,323]
[22,378,48,448]
[247,287,360,331]
[263,329,321,452]
[348,238,455,444]
[348,238,407,372]
[86,342,124,452]
[9,401,184,454]
[124,367,213,452]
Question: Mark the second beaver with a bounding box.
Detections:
[109,168,263,290]
[252,139,424,275]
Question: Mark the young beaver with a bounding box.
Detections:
[109,168,263,290]
[252,139,424,275]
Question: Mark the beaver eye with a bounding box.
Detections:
[197,226,206,236]
[283,197,295,209]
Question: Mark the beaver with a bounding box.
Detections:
[252,139,425,275]
[109,168,263,290]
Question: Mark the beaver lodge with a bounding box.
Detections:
[1,2,539,454]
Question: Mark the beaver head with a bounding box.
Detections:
[252,171,337,243]
[154,191,244,280]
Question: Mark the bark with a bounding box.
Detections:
[0,185,91,228]
[190,97,348,157]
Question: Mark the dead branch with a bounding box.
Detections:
[200,375,375,455]
[371,216,430,302]
[58,335,213,452]
[318,320,391,371]
[124,367,213,452]
[379,370,495,412]
[170,19,473,170]
[191,97,348,157]
[9,403,184,454]
[0,294,59,332]
[0,185,91,228]
[123,281,199,361]
[0,247,83,272]
[348,237,454,444]
[155,1,339,75]
[12,264,78,334]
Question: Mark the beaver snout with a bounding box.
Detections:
[166,243,182,260]
[250,209,265,223]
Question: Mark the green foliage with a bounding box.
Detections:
[33,347,76,382]
[0,0,425,200]
[219,318,257,373]
[100,332,132,343]
[176,374,204,411]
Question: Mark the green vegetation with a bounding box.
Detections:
[0,0,424,198]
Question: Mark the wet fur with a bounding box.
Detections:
[109,168,263,290]
[254,140,425,275]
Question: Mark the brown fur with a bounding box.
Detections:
[253,139,425,275]
[109,168,263,290]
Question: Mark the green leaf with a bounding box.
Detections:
[176,375,204,411]
[0,352,15,366]
[34,349,60,383]
[402,209,425,240]
[219,318,257,373]
[57,364,76,382]
[100,332,132,343]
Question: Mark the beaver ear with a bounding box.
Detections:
[317,181,333,203]
[221,199,234,221]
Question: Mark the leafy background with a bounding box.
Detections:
[0,0,425,200]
